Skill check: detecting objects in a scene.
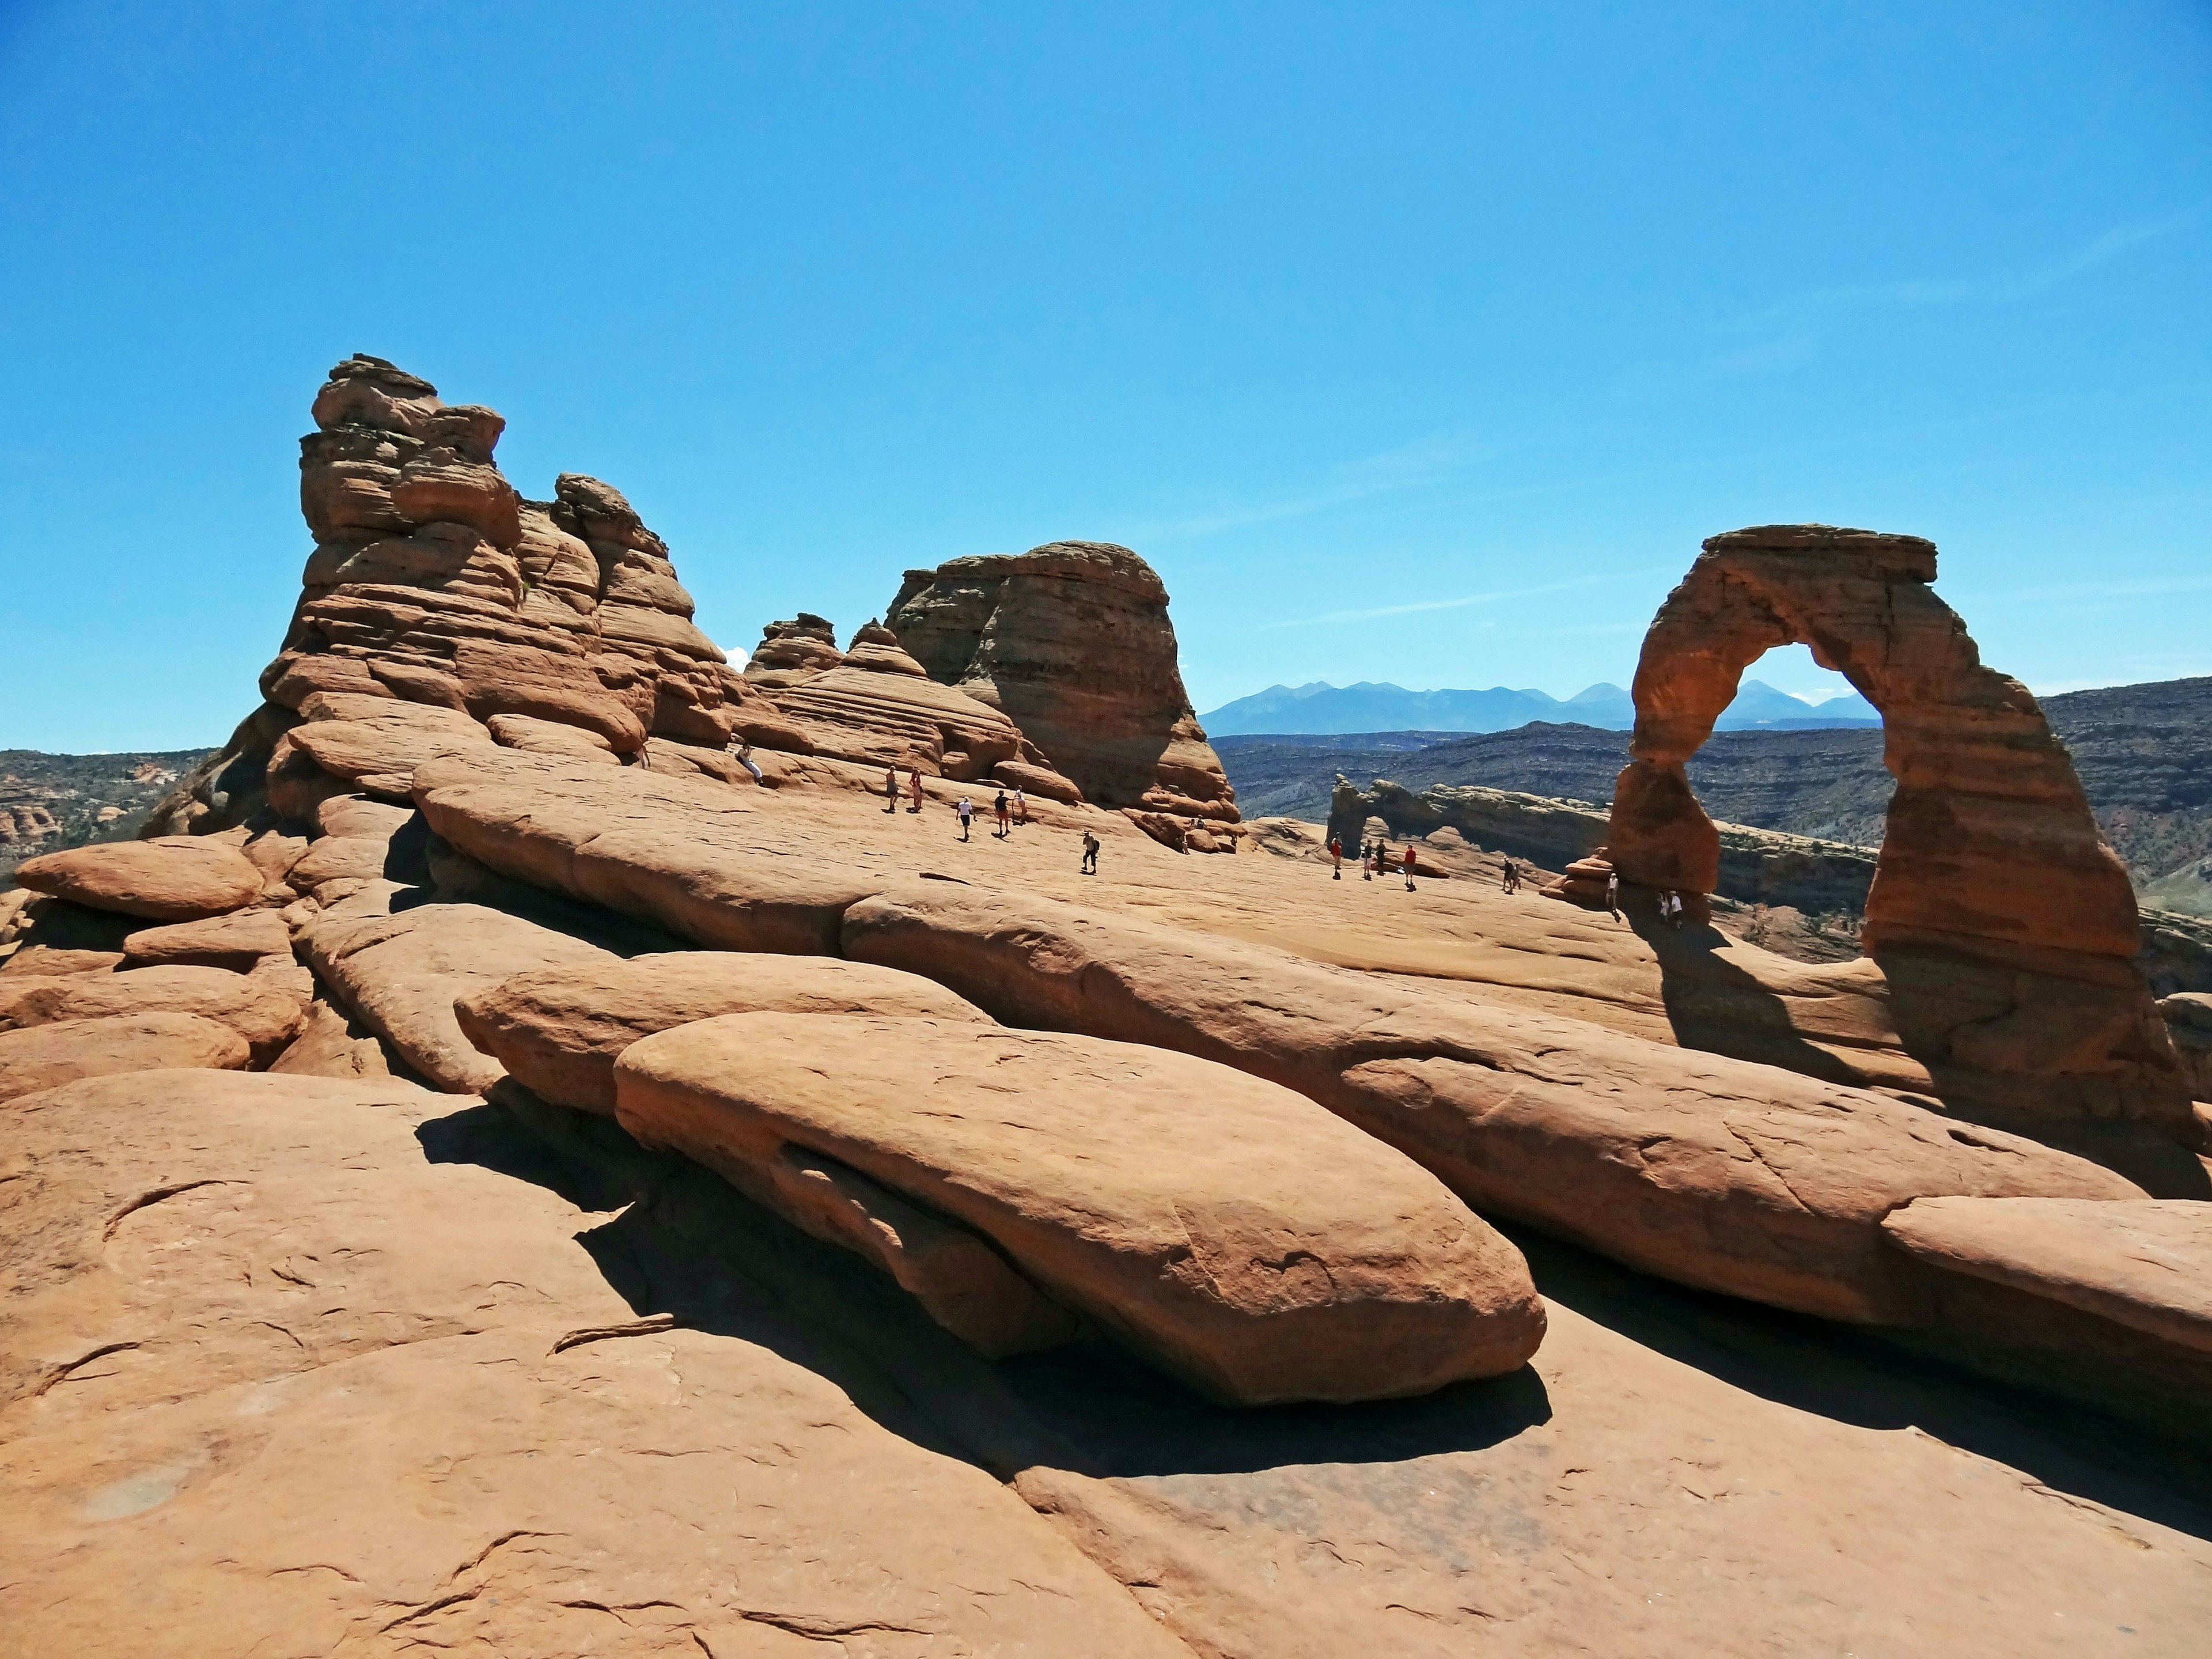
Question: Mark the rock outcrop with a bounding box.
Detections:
[455,951,992,1115]
[615,1012,1548,1401]
[14,837,265,922]
[146,354,771,837]
[1606,525,2194,1138]
[887,542,1238,820]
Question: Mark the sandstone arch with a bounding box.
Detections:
[1607,524,2194,1139]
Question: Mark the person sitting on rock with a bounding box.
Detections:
[956,797,974,841]
[1080,830,1100,874]
[729,739,766,785]
[993,790,1011,839]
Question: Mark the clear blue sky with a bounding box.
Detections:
[3,1,2207,749]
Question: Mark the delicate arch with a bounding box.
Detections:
[1607,524,2190,1137]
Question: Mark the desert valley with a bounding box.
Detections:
[1,355,2209,1655]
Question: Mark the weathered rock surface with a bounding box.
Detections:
[888,541,1239,819]
[1607,525,2194,1136]
[0,963,308,1066]
[1883,1196,2212,1353]
[842,884,2146,1324]
[13,836,264,922]
[118,908,293,971]
[616,1013,1547,1401]
[0,1013,249,1099]
[145,355,775,837]
[266,995,396,1080]
[457,950,991,1115]
[0,1069,1194,1657]
[301,888,616,1092]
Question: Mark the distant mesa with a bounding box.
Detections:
[1200,677,1879,736]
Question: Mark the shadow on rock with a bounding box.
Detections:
[1507,1219,2212,1545]
[413,1086,1554,1483]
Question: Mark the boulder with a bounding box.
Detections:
[267,997,395,1080]
[455,950,991,1115]
[301,889,616,1092]
[888,541,1239,818]
[13,838,263,922]
[0,1013,249,1100]
[0,948,125,980]
[0,1068,1186,1658]
[0,963,309,1066]
[615,1012,1547,1403]
[119,910,294,972]
[840,882,2146,1325]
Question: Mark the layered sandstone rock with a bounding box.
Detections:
[737,612,1082,786]
[1607,525,2194,1138]
[887,541,1238,820]
[0,964,308,1066]
[14,837,264,922]
[0,1013,251,1099]
[615,1012,1548,1402]
[299,886,618,1093]
[146,354,771,836]
[455,951,992,1115]
[0,1070,1190,1657]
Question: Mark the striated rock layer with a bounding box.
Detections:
[888,541,1239,820]
[1607,524,2194,1138]
[146,354,773,836]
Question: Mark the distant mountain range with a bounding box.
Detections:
[1199,679,1880,736]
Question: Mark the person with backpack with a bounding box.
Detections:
[1080,830,1100,874]
[993,790,1012,838]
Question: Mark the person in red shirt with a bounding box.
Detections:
[1403,844,1418,891]
[1329,836,1342,879]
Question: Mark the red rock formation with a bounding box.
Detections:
[885,542,1238,821]
[149,355,771,833]
[1607,524,2194,1138]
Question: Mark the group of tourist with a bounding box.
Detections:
[1327,834,1423,891]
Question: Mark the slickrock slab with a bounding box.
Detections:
[0,947,124,980]
[285,700,497,784]
[13,836,263,922]
[842,884,2145,1324]
[457,950,991,1115]
[302,888,616,1093]
[486,710,620,762]
[285,832,395,890]
[1883,1197,2212,1354]
[616,1013,1547,1403]
[0,1013,249,1099]
[0,963,308,1065]
[118,908,294,971]
[416,749,890,954]
[0,1069,1190,1658]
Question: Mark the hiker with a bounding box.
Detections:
[1013,786,1029,825]
[907,768,923,812]
[1403,844,1418,891]
[729,739,766,785]
[1080,830,1100,874]
[1329,836,1343,880]
[1604,870,1620,918]
[1664,889,1685,929]
[882,767,899,813]
[993,790,1011,838]
[1502,858,1520,895]
[1177,821,1190,854]
[956,796,973,841]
